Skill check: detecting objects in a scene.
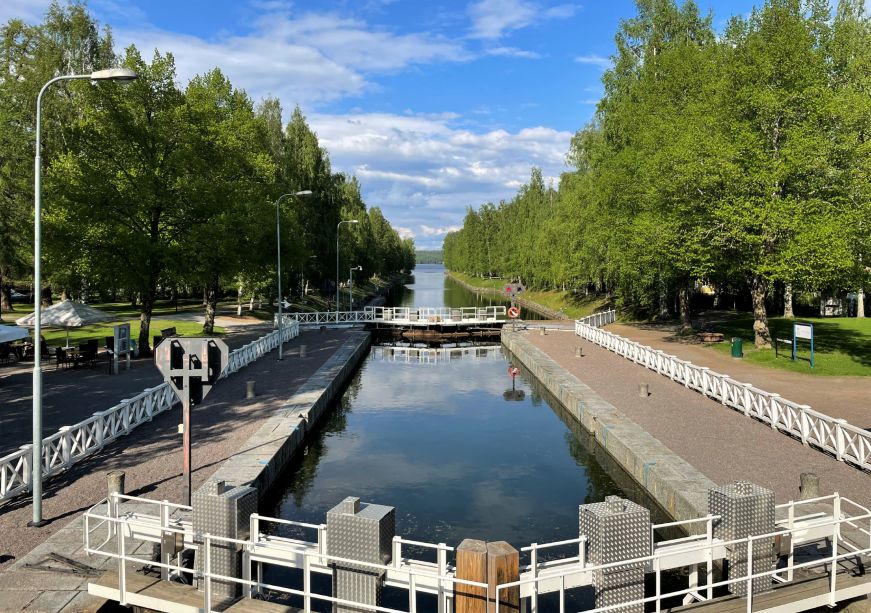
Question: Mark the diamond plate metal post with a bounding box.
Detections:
[579,496,651,613]
[193,479,258,598]
[708,481,775,597]
[326,497,395,613]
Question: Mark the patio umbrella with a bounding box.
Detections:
[16,300,114,347]
[0,325,28,344]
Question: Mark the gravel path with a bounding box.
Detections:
[0,328,350,572]
[606,323,870,427]
[525,329,871,509]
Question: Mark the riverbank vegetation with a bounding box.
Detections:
[444,0,869,349]
[0,3,414,354]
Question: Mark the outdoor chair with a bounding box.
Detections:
[78,341,97,367]
[39,339,53,363]
[55,347,72,370]
[0,344,10,365]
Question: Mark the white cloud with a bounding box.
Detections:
[485,46,543,59]
[309,111,572,249]
[420,225,462,237]
[575,54,612,70]
[396,226,416,239]
[112,10,468,107]
[468,0,578,39]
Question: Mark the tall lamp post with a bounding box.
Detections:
[275,190,312,361]
[30,68,139,527]
[336,220,359,312]
[349,265,362,311]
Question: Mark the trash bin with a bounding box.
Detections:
[730,337,743,358]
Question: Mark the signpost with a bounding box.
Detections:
[111,323,131,375]
[155,338,229,505]
[792,322,815,369]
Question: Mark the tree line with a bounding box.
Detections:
[0,2,415,353]
[444,0,870,347]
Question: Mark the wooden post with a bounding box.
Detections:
[487,541,519,613]
[456,539,488,613]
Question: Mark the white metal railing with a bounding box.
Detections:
[0,321,300,501]
[577,309,617,328]
[372,345,504,364]
[82,492,871,613]
[284,306,508,327]
[574,314,871,473]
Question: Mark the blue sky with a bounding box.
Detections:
[4,0,760,249]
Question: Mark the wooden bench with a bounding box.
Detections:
[153,327,179,349]
[698,332,724,343]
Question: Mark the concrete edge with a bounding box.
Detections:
[206,331,371,499]
[502,330,717,523]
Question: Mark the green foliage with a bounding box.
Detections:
[0,3,411,346]
[416,250,443,264]
[445,0,870,345]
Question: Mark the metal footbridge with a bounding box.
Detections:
[83,492,871,613]
[283,305,508,328]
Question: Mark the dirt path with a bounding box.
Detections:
[606,323,870,428]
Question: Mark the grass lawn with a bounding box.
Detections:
[705,315,871,377]
[40,319,224,348]
[448,271,611,319]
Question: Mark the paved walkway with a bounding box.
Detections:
[0,328,350,583]
[606,322,870,428]
[0,324,272,456]
[525,328,871,510]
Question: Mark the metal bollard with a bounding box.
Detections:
[299,344,307,358]
[246,381,256,399]
[639,383,649,398]
[799,472,820,500]
[575,345,583,358]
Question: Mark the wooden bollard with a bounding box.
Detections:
[299,344,307,358]
[456,539,487,613]
[575,345,583,358]
[539,326,546,336]
[487,541,519,613]
[246,381,256,399]
[639,383,649,398]
[799,472,820,500]
[107,470,125,497]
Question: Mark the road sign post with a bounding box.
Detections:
[155,338,229,505]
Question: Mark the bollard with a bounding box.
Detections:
[799,472,820,500]
[320,325,326,334]
[107,470,125,497]
[245,381,256,399]
[639,383,649,398]
[299,344,307,358]
[575,345,583,358]
[456,539,487,613]
[539,326,546,336]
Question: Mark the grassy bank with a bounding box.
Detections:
[447,271,609,319]
[40,319,224,348]
[701,315,871,377]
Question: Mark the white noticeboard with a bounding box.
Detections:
[794,324,813,340]
[113,323,132,374]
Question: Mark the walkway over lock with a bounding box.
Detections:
[285,305,508,328]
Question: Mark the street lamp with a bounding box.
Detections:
[336,220,359,311]
[275,190,312,361]
[349,265,362,311]
[30,67,138,527]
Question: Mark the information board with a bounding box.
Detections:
[792,322,815,368]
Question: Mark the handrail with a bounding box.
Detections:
[0,321,300,501]
[574,313,871,473]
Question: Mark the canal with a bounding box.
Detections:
[262,266,646,609]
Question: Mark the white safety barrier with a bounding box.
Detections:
[82,492,871,613]
[0,321,300,501]
[575,311,871,473]
[286,306,508,327]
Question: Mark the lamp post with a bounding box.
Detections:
[349,265,362,311]
[336,220,359,312]
[30,67,138,527]
[275,190,312,361]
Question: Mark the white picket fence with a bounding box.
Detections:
[0,321,300,501]
[575,310,871,472]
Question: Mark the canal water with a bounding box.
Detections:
[263,266,641,608]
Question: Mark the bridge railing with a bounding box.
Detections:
[574,314,871,473]
[366,305,507,322]
[0,321,300,502]
[83,491,870,613]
